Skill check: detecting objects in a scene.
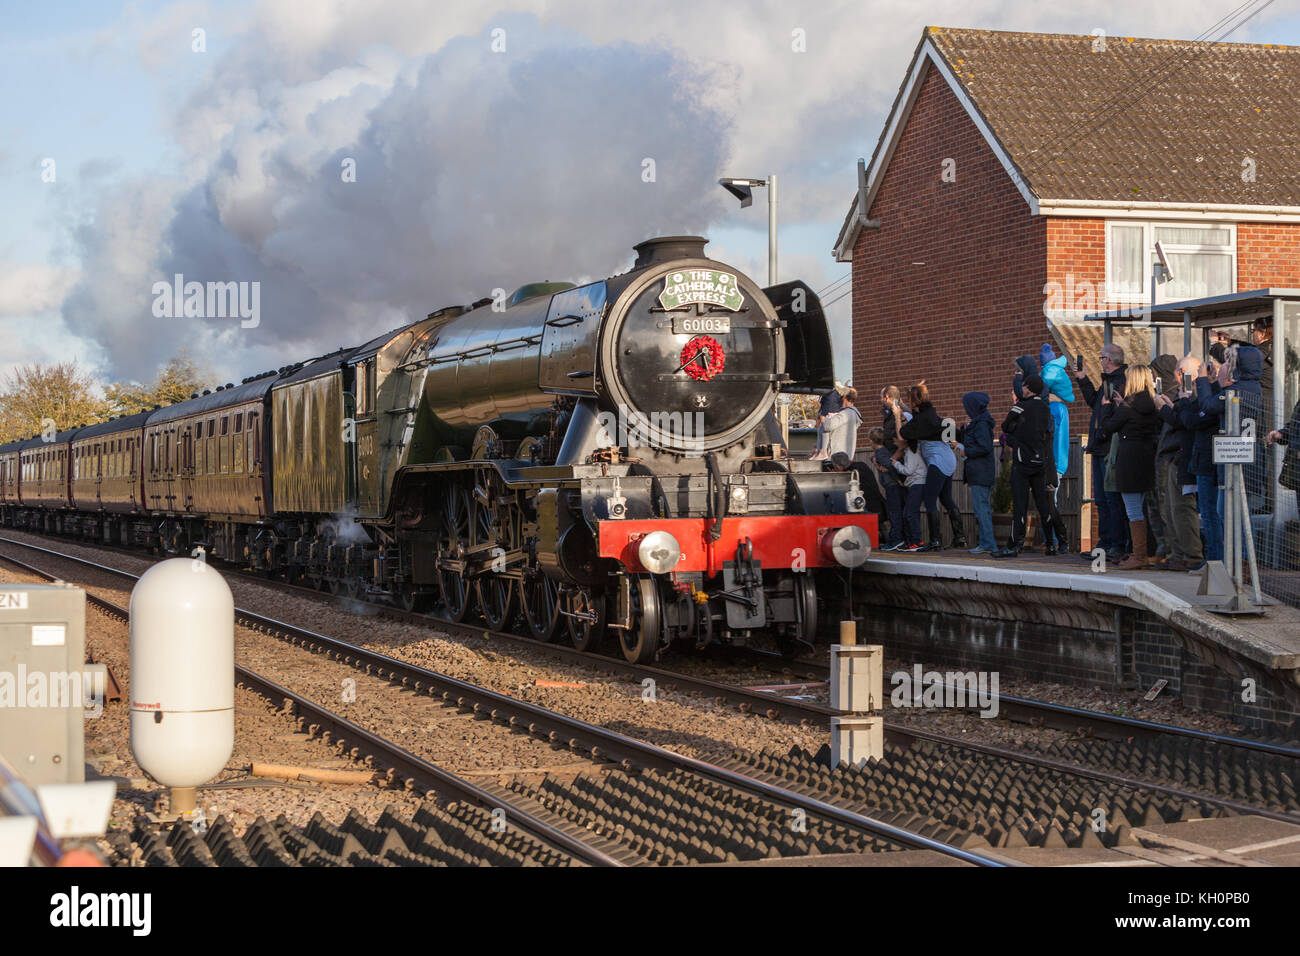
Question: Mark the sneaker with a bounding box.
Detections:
[968,545,992,554]
[901,543,924,552]
[881,540,905,552]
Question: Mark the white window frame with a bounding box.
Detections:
[1104,220,1236,304]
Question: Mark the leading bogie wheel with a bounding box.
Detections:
[777,573,818,658]
[619,576,664,665]
[565,586,606,652]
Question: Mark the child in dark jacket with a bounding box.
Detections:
[867,427,905,550]
[957,391,997,553]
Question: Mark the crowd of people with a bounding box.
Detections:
[812,315,1298,571]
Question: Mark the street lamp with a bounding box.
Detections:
[719,174,777,287]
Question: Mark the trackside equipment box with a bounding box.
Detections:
[0,584,90,785]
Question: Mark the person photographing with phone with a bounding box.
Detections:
[1152,356,1203,570]
[1099,365,1162,570]
[1070,344,1129,562]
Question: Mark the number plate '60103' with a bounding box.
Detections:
[672,315,731,335]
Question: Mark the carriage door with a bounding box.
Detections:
[181,424,194,511]
[354,358,380,515]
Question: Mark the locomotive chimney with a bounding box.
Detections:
[633,235,708,267]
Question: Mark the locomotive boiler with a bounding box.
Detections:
[0,235,875,664]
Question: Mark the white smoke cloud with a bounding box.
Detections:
[52,0,1277,381]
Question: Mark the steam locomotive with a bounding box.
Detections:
[0,236,875,662]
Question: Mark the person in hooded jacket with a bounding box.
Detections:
[994,374,1069,558]
[1229,345,1268,512]
[1099,365,1162,570]
[956,391,997,554]
[1070,344,1130,561]
[1010,353,1053,551]
[898,382,966,551]
[1039,343,1075,488]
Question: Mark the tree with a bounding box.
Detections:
[104,354,210,416]
[0,361,110,444]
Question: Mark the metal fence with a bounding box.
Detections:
[1241,381,1300,612]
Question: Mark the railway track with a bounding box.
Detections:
[3,533,1297,836]
[0,538,1027,867]
[0,550,629,866]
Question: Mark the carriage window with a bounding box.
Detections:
[220,417,228,436]
[234,413,243,433]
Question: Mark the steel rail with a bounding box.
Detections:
[4,534,1296,827]
[738,648,1300,761]
[11,531,1293,763]
[0,549,628,868]
[10,535,1300,848]
[0,538,1012,867]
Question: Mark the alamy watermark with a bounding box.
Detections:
[152,274,260,328]
[890,665,999,718]
[0,665,106,717]
[595,403,707,455]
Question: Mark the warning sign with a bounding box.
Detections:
[1212,436,1256,464]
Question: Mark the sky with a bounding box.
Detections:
[2,0,1299,389]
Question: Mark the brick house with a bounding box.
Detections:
[832,27,1300,439]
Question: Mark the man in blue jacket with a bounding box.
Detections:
[1187,362,1223,564]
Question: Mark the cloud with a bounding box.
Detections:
[53,0,1286,381]
[63,13,737,379]
[0,264,80,318]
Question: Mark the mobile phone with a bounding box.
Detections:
[1154,377,1162,395]
[1104,380,1113,398]
[1076,354,1083,371]
[1182,372,1193,392]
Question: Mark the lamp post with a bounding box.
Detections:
[718,174,778,287]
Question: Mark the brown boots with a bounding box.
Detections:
[1117,520,1149,571]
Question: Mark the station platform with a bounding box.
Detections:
[851,550,1300,732]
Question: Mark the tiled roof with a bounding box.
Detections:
[927,26,1300,205]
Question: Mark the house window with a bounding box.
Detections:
[1106,221,1235,303]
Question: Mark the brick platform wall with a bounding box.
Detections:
[862,606,1118,688]
[1129,612,1299,733]
[849,593,1299,734]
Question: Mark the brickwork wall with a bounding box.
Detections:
[1237,223,1300,288]
[860,606,1118,688]
[851,594,1299,734]
[849,69,1300,445]
[1129,612,1299,733]
[850,67,1047,434]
